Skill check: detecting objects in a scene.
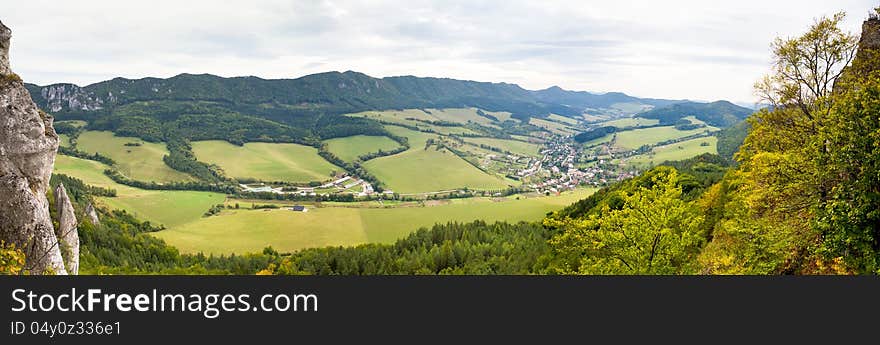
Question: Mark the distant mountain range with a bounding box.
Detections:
[23,71,751,145]
[531,85,682,110]
[25,71,692,121]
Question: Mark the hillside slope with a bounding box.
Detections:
[637,100,752,127]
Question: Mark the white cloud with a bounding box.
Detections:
[4,0,874,103]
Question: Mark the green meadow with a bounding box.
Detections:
[463,137,542,157]
[363,126,512,193]
[529,117,578,135]
[363,147,512,193]
[192,140,341,182]
[58,134,71,147]
[547,114,580,125]
[346,109,481,135]
[613,125,717,150]
[324,135,402,162]
[427,108,495,126]
[623,136,718,169]
[53,155,224,228]
[76,131,194,183]
[154,187,598,254]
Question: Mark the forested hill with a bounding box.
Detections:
[637,100,753,127]
[26,71,587,121]
[531,85,682,110]
[24,71,689,124]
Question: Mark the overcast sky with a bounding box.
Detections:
[4,0,875,103]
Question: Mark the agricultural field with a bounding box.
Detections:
[484,110,514,122]
[192,140,341,182]
[154,187,598,254]
[582,134,615,147]
[76,131,194,183]
[427,108,496,126]
[363,126,511,193]
[53,155,224,228]
[363,146,512,193]
[529,117,578,135]
[512,135,543,144]
[154,207,366,254]
[613,125,717,150]
[323,135,402,162]
[600,117,660,128]
[347,109,480,134]
[384,125,437,149]
[622,137,718,169]
[463,137,542,157]
[581,113,608,123]
[424,125,480,136]
[547,114,580,125]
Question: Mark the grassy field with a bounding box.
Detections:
[614,126,717,150]
[58,134,71,147]
[192,141,341,182]
[427,108,495,126]
[547,114,580,125]
[623,137,718,169]
[529,117,578,135]
[364,146,512,193]
[347,109,481,134]
[463,137,542,157]
[485,110,514,122]
[76,131,194,183]
[582,134,615,147]
[360,126,512,193]
[600,117,660,128]
[56,120,87,128]
[384,125,436,149]
[54,149,598,255]
[323,135,402,162]
[53,155,224,228]
[154,188,598,254]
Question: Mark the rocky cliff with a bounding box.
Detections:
[0,20,77,274]
[54,184,79,275]
[0,21,9,76]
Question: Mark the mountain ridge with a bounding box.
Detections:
[25,71,690,120]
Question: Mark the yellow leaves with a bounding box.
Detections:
[806,257,855,275]
[0,241,26,275]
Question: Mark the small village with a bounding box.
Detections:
[516,135,637,195]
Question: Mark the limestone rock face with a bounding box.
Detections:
[0,20,68,274]
[0,21,10,76]
[54,184,79,275]
[85,202,100,225]
[855,18,880,72]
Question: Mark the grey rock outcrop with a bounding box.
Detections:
[0,21,9,76]
[85,202,100,225]
[0,20,71,274]
[54,184,79,275]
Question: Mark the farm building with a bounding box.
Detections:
[289,205,308,212]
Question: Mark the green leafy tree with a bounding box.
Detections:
[548,168,704,274]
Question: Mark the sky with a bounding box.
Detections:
[4,0,876,104]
